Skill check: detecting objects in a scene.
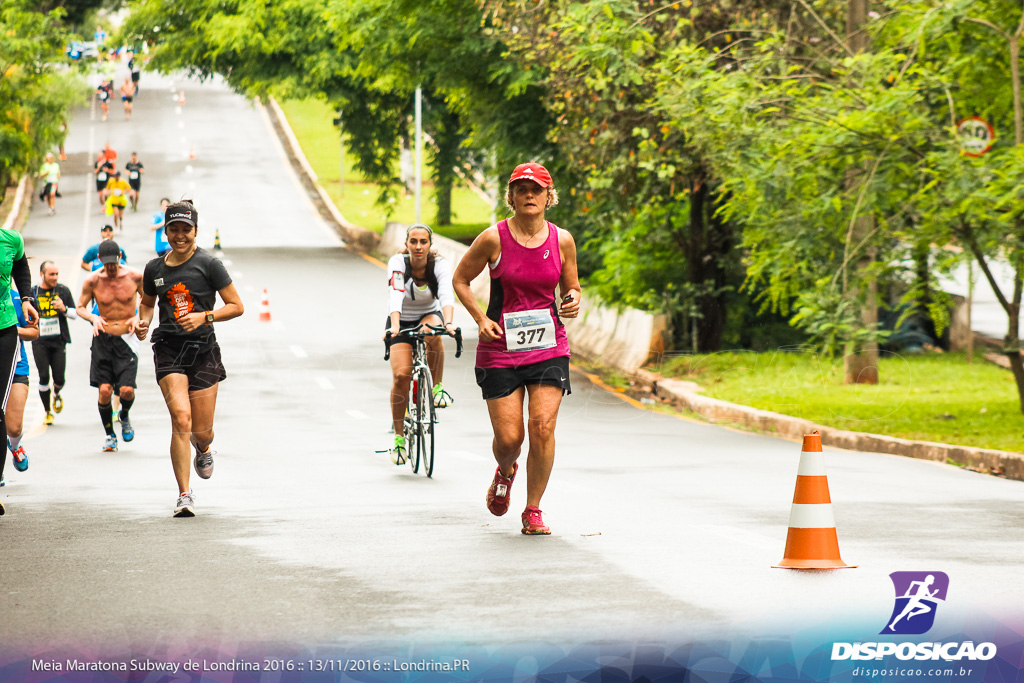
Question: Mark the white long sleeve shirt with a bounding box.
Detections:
[387,253,454,321]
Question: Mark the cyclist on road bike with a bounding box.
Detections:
[452,162,581,536]
[384,223,457,463]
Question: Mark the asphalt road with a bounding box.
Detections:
[2,68,1023,663]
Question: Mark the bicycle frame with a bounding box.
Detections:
[384,324,462,477]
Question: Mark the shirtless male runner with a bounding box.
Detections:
[76,240,144,452]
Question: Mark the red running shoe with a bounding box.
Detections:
[485,462,518,516]
[521,506,551,535]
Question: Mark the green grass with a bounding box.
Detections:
[657,350,1024,453]
[278,98,494,240]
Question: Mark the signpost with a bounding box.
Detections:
[958,116,995,157]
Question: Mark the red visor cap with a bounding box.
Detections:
[508,162,552,188]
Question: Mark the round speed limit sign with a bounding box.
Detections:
[958,116,995,157]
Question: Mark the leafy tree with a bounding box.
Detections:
[0,0,88,194]
[123,0,548,226]
[877,0,1024,413]
[34,0,108,30]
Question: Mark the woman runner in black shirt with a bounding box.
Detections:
[135,200,243,517]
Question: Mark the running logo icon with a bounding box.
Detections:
[881,571,949,635]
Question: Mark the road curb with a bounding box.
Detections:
[1,176,32,233]
[632,369,1024,482]
[262,96,380,254]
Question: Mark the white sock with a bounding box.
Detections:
[9,433,23,452]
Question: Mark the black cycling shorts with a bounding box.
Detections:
[384,311,442,347]
[474,356,571,401]
[153,335,226,391]
[11,374,28,387]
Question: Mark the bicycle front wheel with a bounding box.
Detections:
[406,382,420,473]
[417,366,435,477]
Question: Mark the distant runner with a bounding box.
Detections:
[105,171,131,230]
[37,153,60,216]
[150,198,171,256]
[94,153,115,209]
[32,261,76,425]
[125,152,144,211]
[119,77,135,120]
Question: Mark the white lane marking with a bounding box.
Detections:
[289,345,307,359]
[185,165,194,174]
[78,126,97,275]
[346,410,370,421]
[316,377,334,391]
[448,450,486,462]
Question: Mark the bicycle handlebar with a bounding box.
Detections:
[384,324,463,361]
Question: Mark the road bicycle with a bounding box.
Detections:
[384,323,462,477]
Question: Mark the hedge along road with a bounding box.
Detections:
[1,72,1022,657]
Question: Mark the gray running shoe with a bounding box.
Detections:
[194,448,214,479]
[173,491,195,517]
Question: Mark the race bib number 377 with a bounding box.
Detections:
[503,309,557,352]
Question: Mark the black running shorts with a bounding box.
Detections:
[89,334,139,389]
[153,335,226,391]
[474,356,571,401]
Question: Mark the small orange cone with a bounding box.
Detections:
[773,432,856,570]
[189,145,196,160]
[178,90,186,105]
[259,288,272,322]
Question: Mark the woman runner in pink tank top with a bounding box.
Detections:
[453,163,581,536]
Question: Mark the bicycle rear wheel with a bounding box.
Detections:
[418,366,435,477]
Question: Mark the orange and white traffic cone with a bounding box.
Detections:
[178,90,186,105]
[189,145,196,160]
[259,288,272,322]
[773,432,856,570]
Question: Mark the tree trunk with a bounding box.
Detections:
[430,106,461,227]
[842,0,879,384]
[1006,290,1024,414]
[684,173,730,352]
